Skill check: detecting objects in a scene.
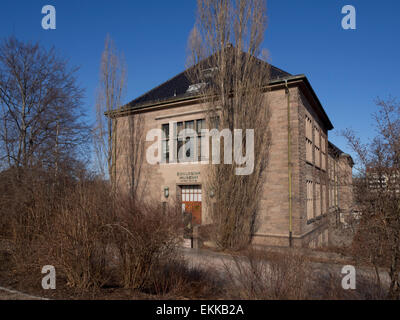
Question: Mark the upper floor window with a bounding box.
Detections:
[305,115,313,163]
[162,124,170,163]
[162,119,206,163]
[305,115,312,141]
[321,136,327,171]
[314,126,321,168]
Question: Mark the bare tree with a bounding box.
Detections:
[343,97,400,299]
[94,35,126,184]
[126,114,146,199]
[187,0,271,250]
[0,36,88,176]
[112,112,146,201]
[0,37,90,249]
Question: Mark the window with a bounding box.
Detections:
[314,127,320,168]
[305,116,326,170]
[162,119,206,163]
[176,121,184,161]
[162,124,170,163]
[307,180,314,221]
[181,185,202,202]
[314,127,320,148]
[322,183,327,214]
[305,115,312,140]
[329,159,339,208]
[305,115,313,163]
[335,173,339,207]
[321,136,327,171]
[197,119,206,161]
[306,139,313,163]
[329,162,335,209]
[184,120,195,161]
[315,182,321,217]
[328,157,336,208]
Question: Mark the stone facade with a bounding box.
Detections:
[111,75,353,248]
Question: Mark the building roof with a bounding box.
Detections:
[328,141,354,166]
[328,141,345,156]
[127,63,291,110]
[109,47,334,130]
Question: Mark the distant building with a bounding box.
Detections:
[366,167,400,193]
[108,51,353,248]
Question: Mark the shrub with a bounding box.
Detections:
[0,170,186,292]
[48,182,115,289]
[148,257,224,298]
[225,249,310,300]
[109,197,183,290]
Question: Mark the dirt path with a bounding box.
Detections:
[181,247,391,288]
[0,286,49,300]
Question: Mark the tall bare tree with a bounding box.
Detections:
[94,35,126,184]
[0,36,88,175]
[343,97,400,299]
[125,114,146,199]
[111,111,146,201]
[187,0,271,250]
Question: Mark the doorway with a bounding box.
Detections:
[181,185,202,225]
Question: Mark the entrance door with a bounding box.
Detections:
[181,186,202,225]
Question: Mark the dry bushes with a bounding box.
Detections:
[0,174,116,289]
[48,189,183,290]
[0,170,386,299]
[144,258,224,298]
[48,182,114,289]
[108,198,183,290]
[0,169,59,271]
[0,171,186,292]
[0,169,224,298]
[224,249,386,300]
[310,271,385,300]
[225,249,310,300]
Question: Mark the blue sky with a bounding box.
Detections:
[0,0,399,158]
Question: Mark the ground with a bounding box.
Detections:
[0,286,47,300]
[0,239,390,300]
